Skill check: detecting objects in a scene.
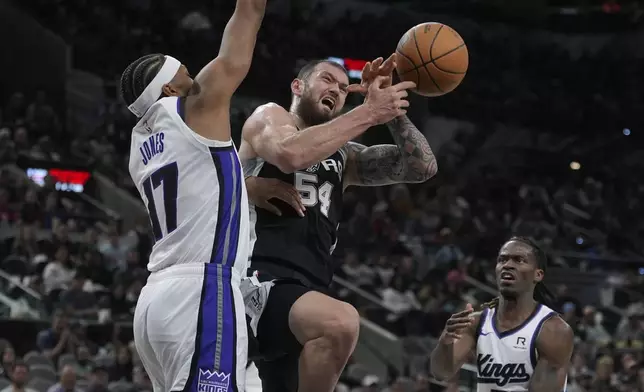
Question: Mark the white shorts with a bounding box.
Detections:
[133,263,247,392]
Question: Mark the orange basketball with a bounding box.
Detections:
[395,22,469,97]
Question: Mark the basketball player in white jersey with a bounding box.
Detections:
[430,237,574,392]
[119,0,267,390]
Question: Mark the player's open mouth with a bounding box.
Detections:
[500,271,516,282]
[321,97,335,110]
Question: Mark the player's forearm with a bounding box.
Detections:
[217,0,266,73]
[279,105,375,172]
[429,342,457,380]
[528,360,565,392]
[386,115,438,181]
[237,0,267,14]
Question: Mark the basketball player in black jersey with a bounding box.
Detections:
[238,55,437,392]
[430,237,574,391]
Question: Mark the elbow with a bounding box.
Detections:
[219,58,252,80]
[418,160,438,182]
[429,366,453,382]
[274,146,307,174]
[425,161,439,180]
[428,354,453,381]
[403,162,438,183]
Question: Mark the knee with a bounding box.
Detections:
[321,303,360,352]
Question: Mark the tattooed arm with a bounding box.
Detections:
[529,316,574,392]
[343,115,438,187]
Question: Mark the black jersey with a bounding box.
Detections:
[247,149,347,288]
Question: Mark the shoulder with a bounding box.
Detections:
[537,315,574,360]
[539,314,573,341]
[249,102,290,120]
[243,102,292,133]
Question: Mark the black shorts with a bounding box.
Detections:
[254,281,312,392]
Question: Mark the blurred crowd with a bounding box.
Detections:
[21,0,644,135]
[1,0,643,391]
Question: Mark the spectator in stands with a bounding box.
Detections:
[19,191,41,227]
[0,360,37,392]
[108,346,132,382]
[591,355,619,392]
[26,91,60,138]
[578,306,612,346]
[59,274,97,318]
[85,365,109,392]
[12,126,30,158]
[0,130,16,164]
[131,365,151,391]
[339,250,375,289]
[42,246,74,301]
[73,345,92,379]
[46,364,80,392]
[0,345,15,380]
[36,310,71,360]
[433,228,464,266]
[615,308,644,349]
[97,228,128,269]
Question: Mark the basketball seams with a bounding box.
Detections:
[396,49,423,93]
[430,43,467,74]
[413,27,442,93]
[398,43,467,76]
[395,22,467,96]
[428,23,444,63]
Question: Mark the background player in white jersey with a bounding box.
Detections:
[430,237,574,392]
[118,0,267,390]
[239,56,437,392]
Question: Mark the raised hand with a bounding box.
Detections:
[363,76,415,124]
[347,53,397,95]
[441,303,474,344]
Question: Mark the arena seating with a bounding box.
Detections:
[1,0,643,391]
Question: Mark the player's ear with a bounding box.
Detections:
[291,79,304,97]
[534,268,544,283]
[162,83,180,97]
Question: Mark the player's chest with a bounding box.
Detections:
[300,153,345,183]
[477,337,533,387]
[293,154,345,218]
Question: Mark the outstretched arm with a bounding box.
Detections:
[194,0,267,99]
[242,103,376,174]
[344,115,437,187]
[529,316,574,392]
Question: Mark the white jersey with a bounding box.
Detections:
[128,96,250,276]
[476,304,564,392]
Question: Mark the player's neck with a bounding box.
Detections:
[497,294,537,322]
[288,103,309,130]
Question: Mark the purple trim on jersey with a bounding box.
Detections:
[492,303,542,339]
[177,97,186,120]
[209,146,242,266]
[182,264,238,392]
[529,311,557,369]
[476,308,488,342]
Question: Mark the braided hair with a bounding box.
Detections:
[119,54,167,108]
[481,236,556,309]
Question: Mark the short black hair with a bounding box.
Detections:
[119,54,167,107]
[297,59,349,81]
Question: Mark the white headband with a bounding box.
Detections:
[128,55,182,117]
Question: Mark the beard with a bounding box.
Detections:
[296,89,334,127]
